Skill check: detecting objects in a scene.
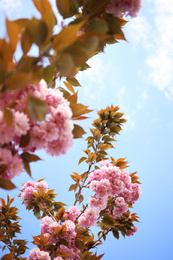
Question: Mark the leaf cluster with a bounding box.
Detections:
[0,0,127,94]
[0,196,28,259]
[20,180,66,220]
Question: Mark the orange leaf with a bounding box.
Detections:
[6,72,31,90]
[53,21,85,51]
[6,18,19,51]
[1,252,14,260]
[63,81,75,93]
[3,107,13,127]
[70,103,89,118]
[56,0,70,18]
[73,124,86,139]
[0,178,16,190]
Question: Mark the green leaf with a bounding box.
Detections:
[67,77,81,86]
[55,53,75,78]
[26,96,48,122]
[43,65,55,85]
[88,19,109,34]
[102,215,116,228]
[33,207,41,219]
[112,229,119,239]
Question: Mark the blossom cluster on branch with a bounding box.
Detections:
[20,161,140,260]
[0,80,73,183]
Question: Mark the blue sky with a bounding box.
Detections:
[0,0,173,259]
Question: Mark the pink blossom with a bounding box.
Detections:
[89,160,141,220]
[46,88,64,108]
[126,229,134,237]
[21,186,36,201]
[29,126,47,150]
[132,226,138,233]
[27,248,51,260]
[41,121,59,142]
[88,169,105,182]
[35,181,49,192]
[89,196,107,211]
[99,160,110,167]
[89,180,99,192]
[59,244,80,260]
[107,0,142,18]
[0,148,12,166]
[95,183,107,197]
[21,180,50,207]
[113,207,124,218]
[54,257,63,260]
[66,206,80,221]
[78,208,99,228]
[13,111,30,136]
[78,215,89,228]
[40,216,59,234]
[46,134,73,157]
[8,154,24,179]
[115,197,126,207]
[64,220,76,237]
[0,80,74,181]
[22,181,35,191]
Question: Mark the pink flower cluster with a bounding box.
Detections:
[0,148,24,180]
[107,0,142,18]
[0,80,73,180]
[65,206,80,222]
[88,160,141,219]
[27,247,64,260]
[126,226,138,236]
[78,208,99,228]
[27,248,51,260]
[40,216,80,260]
[21,180,48,206]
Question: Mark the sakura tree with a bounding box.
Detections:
[0,0,142,259]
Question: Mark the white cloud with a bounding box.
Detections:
[0,0,22,12]
[77,55,118,107]
[126,15,151,49]
[127,0,173,99]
